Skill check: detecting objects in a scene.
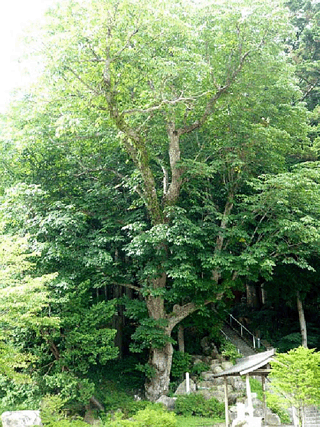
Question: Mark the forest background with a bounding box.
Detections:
[0,0,320,415]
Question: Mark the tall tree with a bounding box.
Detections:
[1,0,314,401]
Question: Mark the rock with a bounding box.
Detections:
[200,372,215,381]
[174,378,196,395]
[265,412,281,425]
[156,395,176,410]
[1,410,42,427]
[228,392,243,405]
[210,360,220,368]
[233,377,246,391]
[84,409,101,425]
[210,345,219,358]
[200,337,211,355]
[212,365,223,374]
[212,377,225,386]
[221,361,234,370]
[253,407,264,418]
[229,405,238,421]
[227,376,236,386]
[197,380,214,389]
[232,420,248,427]
[213,391,225,403]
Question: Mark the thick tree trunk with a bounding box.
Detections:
[297,291,308,348]
[145,340,173,401]
[144,299,213,400]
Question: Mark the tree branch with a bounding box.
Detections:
[166,300,213,332]
[64,66,101,96]
[114,283,142,293]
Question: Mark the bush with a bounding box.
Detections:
[104,391,151,418]
[190,362,210,377]
[104,406,177,426]
[249,378,291,424]
[40,395,88,427]
[174,394,224,418]
[220,341,242,363]
[171,352,191,380]
[249,378,263,401]
[266,393,291,424]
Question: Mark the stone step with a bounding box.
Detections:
[304,406,320,427]
[221,323,256,357]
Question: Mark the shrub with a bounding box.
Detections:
[266,393,291,424]
[190,362,210,377]
[174,394,224,418]
[249,377,291,424]
[249,378,263,401]
[104,391,151,418]
[104,405,177,426]
[40,395,88,427]
[220,341,242,363]
[171,352,191,380]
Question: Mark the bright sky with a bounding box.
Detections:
[0,0,58,112]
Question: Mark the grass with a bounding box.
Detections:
[176,416,224,426]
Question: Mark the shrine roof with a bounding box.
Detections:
[213,348,275,377]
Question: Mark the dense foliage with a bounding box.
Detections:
[270,347,320,426]
[0,0,320,417]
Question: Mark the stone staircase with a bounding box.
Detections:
[221,323,256,357]
[221,322,320,427]
[304,406,320,426]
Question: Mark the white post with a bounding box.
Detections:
[292,406,299,427]
[186,372,190,393]
[224,376,229,427]
[246,374,254,418]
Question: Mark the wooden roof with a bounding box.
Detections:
[213,348,275,377]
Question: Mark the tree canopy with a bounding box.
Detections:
[0,0,320,407]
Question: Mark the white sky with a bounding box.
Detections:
[0,0,58,112]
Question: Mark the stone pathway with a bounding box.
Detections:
[221,323,256,357]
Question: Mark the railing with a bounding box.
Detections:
[225,311,263,350]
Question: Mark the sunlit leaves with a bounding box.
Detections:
[270,347,320,414]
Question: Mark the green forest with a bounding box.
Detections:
[1,0,320,424]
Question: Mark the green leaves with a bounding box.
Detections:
[130,319,174,352]
[270,347,320,412]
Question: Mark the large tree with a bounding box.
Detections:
[1,0,315,401]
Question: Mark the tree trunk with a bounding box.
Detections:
[145,340,173,401]
[178,324,185,353]
[144,295,207,400]
[297,291,308,348]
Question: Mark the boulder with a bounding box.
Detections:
[211,377,225,386]
[212,365,223,374]
[197,380,215,389]
[156,395,176,410]
[233,377,246,391]
[1,410,42,427]
[221,361,234,370]
[210,360,220,368]
[200,372,215,381]
[265,412,281,426]
[174,378,196,395]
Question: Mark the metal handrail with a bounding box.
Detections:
[225,311,262,350]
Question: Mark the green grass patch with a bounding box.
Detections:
[176,415,223,426]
